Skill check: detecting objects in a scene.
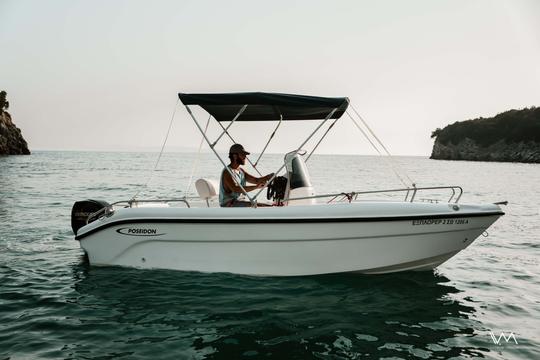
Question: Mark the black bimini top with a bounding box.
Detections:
[178,92,349,121]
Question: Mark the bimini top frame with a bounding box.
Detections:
[179,92,350,207]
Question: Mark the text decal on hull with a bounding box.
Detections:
[116,228,165,236]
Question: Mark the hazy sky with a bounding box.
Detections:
[1,0,539,156]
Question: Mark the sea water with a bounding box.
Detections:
[0,151,539,359]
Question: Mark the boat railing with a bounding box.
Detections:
[285,186,463,204]
[85,187,462,223]
[86,198,191,224]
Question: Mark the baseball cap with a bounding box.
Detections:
[229,144,250,155]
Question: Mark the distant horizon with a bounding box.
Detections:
[26,147,430,157]
[17,102,538,157]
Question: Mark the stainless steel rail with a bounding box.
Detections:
[84,186,463,225]
[285,186,463,204]
[86,198,191,224]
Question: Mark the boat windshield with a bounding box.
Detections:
[289,156,312,190]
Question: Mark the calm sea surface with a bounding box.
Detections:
[1,151,539,359]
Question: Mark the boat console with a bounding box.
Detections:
[283,151,316,206]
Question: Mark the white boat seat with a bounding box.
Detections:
[195,178,219,205]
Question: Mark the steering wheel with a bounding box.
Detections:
[267,178,276,200]
[266,176,288,205]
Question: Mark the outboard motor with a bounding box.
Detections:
[283,151,316,206]
[71,199,110,235]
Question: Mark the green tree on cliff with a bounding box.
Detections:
[0,91,9,115]
[431,107,540,146]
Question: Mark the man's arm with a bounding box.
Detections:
[243,171,275,185]
[223,170,264,194]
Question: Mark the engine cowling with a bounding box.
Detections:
[71,199,110,235]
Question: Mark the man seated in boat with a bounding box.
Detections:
[219,144,274,207]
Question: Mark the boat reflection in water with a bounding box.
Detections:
[70,264,490,359]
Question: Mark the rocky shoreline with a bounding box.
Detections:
[0,111,30,155]
[431,138,540,163]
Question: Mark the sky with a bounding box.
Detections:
[1,0,539,156]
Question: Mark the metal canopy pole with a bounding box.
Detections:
[214,118,263,176]
[254,114,283,167]
[185,105,256,206]
[306,118,338,162]
[252,107,338,202]
[211,104,248,147]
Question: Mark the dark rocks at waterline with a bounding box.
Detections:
[431,138,540,163]
[0,112,30,155]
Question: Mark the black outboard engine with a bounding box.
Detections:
[71,199,110,235]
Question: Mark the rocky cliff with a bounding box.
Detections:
[430,107,540,163]
[431,138,540,163]
[0,111,30,155]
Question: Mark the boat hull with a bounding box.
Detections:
[75,202,503,276]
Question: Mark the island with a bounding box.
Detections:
[430,107,540,163]
[0,91,30,155]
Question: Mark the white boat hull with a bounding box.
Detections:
[75,202,503,276]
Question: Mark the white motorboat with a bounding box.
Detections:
[72,92,505,276]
